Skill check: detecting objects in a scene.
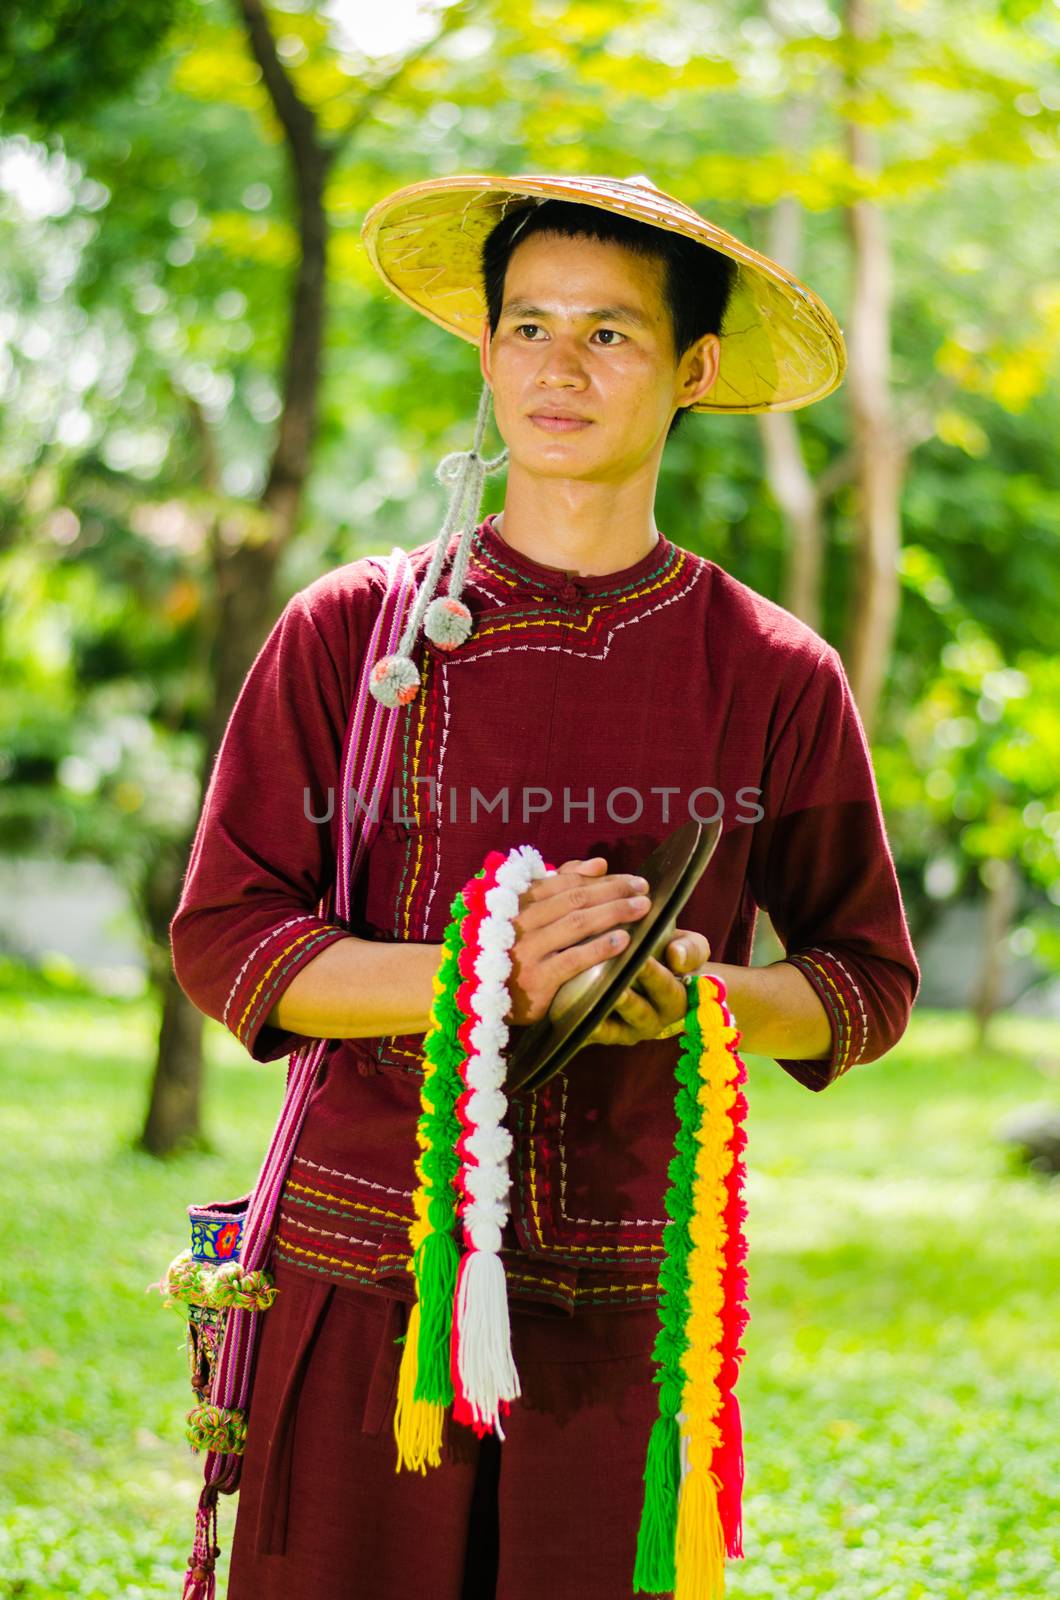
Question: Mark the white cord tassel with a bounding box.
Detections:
[453,845,548,1435]
[370,380,508,707]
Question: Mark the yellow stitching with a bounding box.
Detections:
[574,1281,659,1299]
[799,956,854,1074]
[235,927,324,1040]
[400,653,431,944]
[528,1089,544,1245]
[275,1239,374,1271]
[807,945,868,1068]
[557,1071,667,1229]
[471,550,687,618]
[276,1244,658,1303]
[470,572,678,640]
[505,1271,572,1293]
[527,1092,663,1256]
[276,1239,418,1275]
[284,1179,409,1223]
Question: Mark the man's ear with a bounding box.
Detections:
[479,317,493,388]
[678,333,721,409]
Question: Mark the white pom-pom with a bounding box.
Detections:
[466,1087,508,1126]
[469,1018,508,1058]
[465,1125,513,1167]
[484,885,520,920]
[464,1163,512,1204]
[463,1061,490,1096]
[424,594,473,650]
[368,653,420,707]
[474,947,512,986]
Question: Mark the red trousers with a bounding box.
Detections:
[226,1259,669,1599]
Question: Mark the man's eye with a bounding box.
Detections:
[594,329,624,345]
[514,324,625,344]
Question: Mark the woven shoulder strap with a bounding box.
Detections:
[200,544,417,1497]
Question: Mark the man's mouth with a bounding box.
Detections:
[529,410,593,433]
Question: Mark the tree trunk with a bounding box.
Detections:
[136,538,285,1154]
[840,0,906,739]
[137,0,330,1154]
[134,0,453,1154]
[755,90,825,630]
[140,966,208,1155]
[973,856,1019,1048]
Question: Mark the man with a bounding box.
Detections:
[170,173,918,1599]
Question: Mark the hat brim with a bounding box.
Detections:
[360,173,846,415]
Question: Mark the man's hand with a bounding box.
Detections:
[584,929,712,1047]
[503,855,654,1027]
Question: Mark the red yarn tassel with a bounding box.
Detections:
[181,1486,219,1599]
[712,1389,745,1558]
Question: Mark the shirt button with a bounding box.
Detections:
[559,580,581,602]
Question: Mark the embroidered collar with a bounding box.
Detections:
[470,512,677,603]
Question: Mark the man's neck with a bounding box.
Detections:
[493,473,660,578]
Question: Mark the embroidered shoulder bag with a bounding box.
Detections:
[153,545,418,1598]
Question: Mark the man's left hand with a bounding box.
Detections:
[584,929,711,1048]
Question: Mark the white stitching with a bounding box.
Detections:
[275,1210,377,1251]
[556,1072,667,1229]
[296,1158,416,1196]
[441,563,703,668]
[221,914,318,1027]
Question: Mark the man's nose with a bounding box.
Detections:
[536,343,589,386]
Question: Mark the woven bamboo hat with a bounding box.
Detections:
[361,170,846,415]
[360,171,846,708]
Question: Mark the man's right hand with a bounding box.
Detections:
[504,856,653,1026]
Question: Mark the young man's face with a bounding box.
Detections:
[479,230,721,483]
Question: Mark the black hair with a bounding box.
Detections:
[480,198,736,440]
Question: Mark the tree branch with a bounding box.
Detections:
[328,1,477,163]
[234,0,318,158]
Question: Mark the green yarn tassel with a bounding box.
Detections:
[634,989,705,1595]
[411,884,474,1408]
[413,1228,461,1403]
[633,1413,681,1592]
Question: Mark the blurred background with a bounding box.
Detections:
[1,1,1057,1596]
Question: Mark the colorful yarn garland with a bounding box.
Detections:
[391,844,749,1599]
[394,845,550,1470]
[634,973,749,1599]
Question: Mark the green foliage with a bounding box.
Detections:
[0,0,1057,977]
[1,983,1057,1595]
[0,0,185,131]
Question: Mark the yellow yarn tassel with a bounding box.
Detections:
[393,1301,445,1473]
[393,967,449,1474]
[673,1461,726,1600]
[671,978,740,1600]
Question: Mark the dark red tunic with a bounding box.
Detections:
[171,512,919,1311]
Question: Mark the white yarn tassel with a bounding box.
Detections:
[454,1249,521,1439]
[452,844,548,1437]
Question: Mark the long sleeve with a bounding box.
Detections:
[170,571,376,1062]
[747,642,920,1091]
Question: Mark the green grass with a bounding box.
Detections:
[1,981,1057,1599]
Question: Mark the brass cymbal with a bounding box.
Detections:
[505,817,722,1094]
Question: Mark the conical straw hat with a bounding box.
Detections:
[361,171,846,415]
